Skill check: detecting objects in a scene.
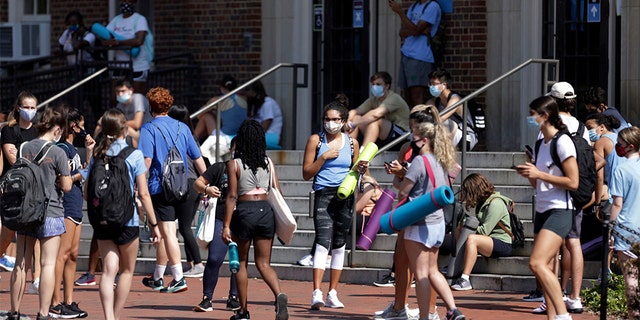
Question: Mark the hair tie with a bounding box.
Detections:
[106,134,115,140]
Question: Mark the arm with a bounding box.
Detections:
[222,160,238,244]
[515,158,579,191]
[610,195,623,221]
[103,30,146,47]
[127,111,145,131]
[389,1,430,37]
[476,200,506,236]
[350,106,388,128]
[58,175,73,193]
[194,175,221,198]
[193,156,207,176]
[302,134,329,181]
[261,119,272,133]
[396,176,416,200]
[3,143,17,165]
[439,94,463,122]
[136,173,161,242]
[592,139,606,204]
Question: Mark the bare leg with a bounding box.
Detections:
[52,218,79,305]
[63,221,82,304]
[234,237,251,312]
[566,238,583,299]
[38,235,62,317]
[113,238,139,320]
[158,220,182,278]
[10,235,35,313]
[461,234,494,276]
[529,230,567,319]
[394,231,412,311]
[0,226,16,255]
[253,236,281,296]
[97,240,119,320]
[408,86,426,108]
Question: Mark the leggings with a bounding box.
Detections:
[313,187,353,250]
[177,179,202,264]
[203,218,238,299]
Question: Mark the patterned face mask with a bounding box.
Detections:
[120,2,135,15]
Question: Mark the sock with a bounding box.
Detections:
[461,274,470,281]
[154,264,166,281]
[171,263,183,281]
[555,314,571,320]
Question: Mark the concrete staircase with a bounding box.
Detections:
[75,150,600,292]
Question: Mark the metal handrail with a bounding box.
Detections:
[36,67,108,110]
[190,62,308,162]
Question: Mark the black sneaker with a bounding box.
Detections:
[142,276,164,291]
[48,303,79,319]
[445,308,465,320]
[373,273,395,287]
[160,277,188,293]
[230,310,250,320]
[226,294,241,311]
[522,289,544,302]
[275,293,289,320]
[6,312,20,320]
[194,296,213,312]
[66,302,88,318]
[37,313,54,320]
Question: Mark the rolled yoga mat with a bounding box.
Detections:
[445,215,479,281]
[379,185,455,234]
[337,142,378,199]
[357,189,397,250]
[91,23,141,57]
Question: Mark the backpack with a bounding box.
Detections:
[411,0,446,66]
[152,122,189,203]
[87,147,136,229]
[534,123,597,210]
[492,195,525,248]
[0,142,54,231]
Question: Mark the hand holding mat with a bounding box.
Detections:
[379,185,455,234]
[91,23,141,57]
[337,142,378,199]
[357,188,396,250]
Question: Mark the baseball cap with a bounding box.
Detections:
[546,82,577,99]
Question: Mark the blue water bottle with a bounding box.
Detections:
[228,242,240,273]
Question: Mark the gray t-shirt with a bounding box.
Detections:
[20,138,70,218]
[117,93,153,125]
[404,153,447,225]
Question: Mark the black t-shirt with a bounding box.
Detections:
[201,161,229,220]
[1,124,38,174]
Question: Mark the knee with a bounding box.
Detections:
[466,235,478,248]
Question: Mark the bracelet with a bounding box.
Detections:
[149,222,158,227]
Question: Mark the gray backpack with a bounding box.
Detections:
[152,122,188,203]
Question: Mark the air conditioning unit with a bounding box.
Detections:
[0,22,50,62]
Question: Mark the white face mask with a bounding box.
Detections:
[324,121,343,134]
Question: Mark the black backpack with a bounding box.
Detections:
[411,0,446,66]
[152,122,189,203]
[493,195,525,248]
[534,123,597,210]
[0,142,54,231]
[87,147,136,229]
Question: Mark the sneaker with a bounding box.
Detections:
[411,279,416,288]
[373,273,395,287]
[0,255,16,271]
[532,302,547,314]
[230,310,250,320]
[48,303,80,319]
[160,278,188,293]
[427,306,439,320]
[194,296,213,312]
[74,273,96,286]
[373,302,409,319]
[226,294,241,311]
[522,289,544,302]
[66,302,87,318]
[297,254,313,266]
[113,273,120,287]
[445,308,465,320]
[275,293,289,320]
[183,264,205,278]
[6,312,20,320]
[325,289,344,308]
[27,278,40,294]
[310,289,325,310]
[142,276,165,291]
[565,297,583,313]
[37,313,54,320]
[450,278,473,291]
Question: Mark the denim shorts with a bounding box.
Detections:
[18,216,66,239]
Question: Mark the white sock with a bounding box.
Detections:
[461,274,470,281]
[555,313,571,320]
[171,263,184,281]
[154,264,166,280]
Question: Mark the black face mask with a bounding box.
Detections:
[410,140,423,154]
[76,128,87,140]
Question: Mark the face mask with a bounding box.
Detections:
[588,128,601,142]
[247,96,262,107]
[429,85,442,97]
[69,24,80,32]
[615,143,629,157]
[410,139,424,153]
[324,121,343,134]
[526,115,540,128]
[76,128,87,140]
[19,108,37,122]
[116,92,131,103]
[120,2,135,15]
[371,85,384,98]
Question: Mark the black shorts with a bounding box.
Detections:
[94,225,139,245]
[151,192,185,221]
[230,200,275,241]
[566,209,583,239]
[490,238,512,258]
[533,208,573,238]
[375,124,407,149]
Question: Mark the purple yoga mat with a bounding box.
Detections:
[357,189,396,250]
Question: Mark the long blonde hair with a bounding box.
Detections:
[413,105,457,171]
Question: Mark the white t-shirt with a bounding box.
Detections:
[535,134,576,212]
[58,29,96,65]
[106,13,150,72]
[537,114,589,143]
[254,96,283,136]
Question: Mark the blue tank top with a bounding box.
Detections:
[313,133,352,191]
[602,132,622,187]
[220,95,247,136]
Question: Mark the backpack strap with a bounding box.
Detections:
[490,196,514,240]
[115,146,136,160]
[19,141,53,165]
[151,121,180,148]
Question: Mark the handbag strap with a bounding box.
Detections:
[268,157,276,192]
[421,155,436,188]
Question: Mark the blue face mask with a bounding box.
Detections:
[116,92,131,104]
[589,128,601,142]
[429,85,442,97]
[526,115,540,128]
[371,85,384,98]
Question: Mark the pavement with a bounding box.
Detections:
[0,273,600,320]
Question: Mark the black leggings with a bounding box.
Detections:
[176,179,202,264]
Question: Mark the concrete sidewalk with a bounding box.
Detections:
[0,273,599,319]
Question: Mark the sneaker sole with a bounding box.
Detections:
[227,304,241,311]
[182,273,204,278]
[193,306,213,312]
[276,293,289,320]
[451,286,473,291]
[325,302,344,309]
[522,297,544,302]
[74,282,96,286]
[372,283,395,287]
[310,301,324,310]
[568,308,583,314]
[161,285,188,293]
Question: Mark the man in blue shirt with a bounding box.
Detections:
[584,86,631,133]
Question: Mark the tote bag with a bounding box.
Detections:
[267,158,297,245]
[196,195,218,249]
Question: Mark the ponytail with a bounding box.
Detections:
[416,105,457,171]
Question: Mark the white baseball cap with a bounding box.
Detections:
[547,82,577,99]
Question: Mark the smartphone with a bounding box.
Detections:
[523,144,534,161]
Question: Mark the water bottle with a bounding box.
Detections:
[228,242,240,273]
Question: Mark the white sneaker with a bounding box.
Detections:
[297,254,313,266]
[311,289,324,310]
[373,302,409,319]
[565,297,583,313]
[427,306,438,320]
[325,289,344,308]
[408,307,421,320]
[27,278,39,294]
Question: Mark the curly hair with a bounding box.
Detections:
[147,87,174,115]
[322,93,349,122]
[94,109,127,159]
[586,113,621,132]
[234,120,267,174]
[460,173,495,211]
[413,105,457,171]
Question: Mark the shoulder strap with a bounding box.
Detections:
[151,121,179,148]
[577,122,586,138]
[34,142,54,165]
[421,155,436,188]
[116,146,135,160]
[549,132,564,173]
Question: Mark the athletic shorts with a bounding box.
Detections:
[398,54,433,89]
[375,124,407,148]
[94,225,139,245]
[404,219,445,249]
[490,238,513,258]
[230,200,275,241]
[566,209,583,239]
[533,208,573,238]
[18,216,66,239]
[152,193,183,221]
[132,70,148,82]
